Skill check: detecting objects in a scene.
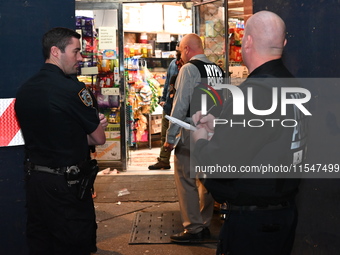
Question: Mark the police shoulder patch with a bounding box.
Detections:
[78,88,93,107]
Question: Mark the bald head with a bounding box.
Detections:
[242,11,287,72]
[179,33,204,63]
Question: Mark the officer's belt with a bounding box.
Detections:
[31,165,68,176]
[229,202,291,211]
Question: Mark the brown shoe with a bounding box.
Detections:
[148,158,171,170]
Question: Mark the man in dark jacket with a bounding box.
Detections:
[192,11,309,255]
[148,48,183,170]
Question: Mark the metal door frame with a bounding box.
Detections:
[76,2,127,170]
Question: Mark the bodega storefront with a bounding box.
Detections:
[75,0,252,172]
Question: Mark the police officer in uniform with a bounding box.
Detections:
[15,27,107,255]
[192,11,308,255]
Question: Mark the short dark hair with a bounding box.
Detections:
[42,27,81,60]
[176,50,181,61]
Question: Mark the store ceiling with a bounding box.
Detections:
[76,0,251,20]
[228,0,244,18]
[190,0,251,19]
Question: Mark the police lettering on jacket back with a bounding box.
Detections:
[188,60,225,117]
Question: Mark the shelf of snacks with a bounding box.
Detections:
[125,57,162,146]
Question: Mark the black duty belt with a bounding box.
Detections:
[229,203,291,211]
[31,165,68,176]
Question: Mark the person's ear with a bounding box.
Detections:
[50,46,60,58]
[243,35,252,52]
[184,45,189,55]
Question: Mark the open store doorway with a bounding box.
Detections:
[75,0,252,173]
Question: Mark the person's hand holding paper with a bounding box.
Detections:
[192,111,215,142]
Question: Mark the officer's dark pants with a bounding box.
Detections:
[216,204,298,255]
[26,171,96,255]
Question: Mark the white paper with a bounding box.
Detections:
[99,27,116,50]
[165,115,197,131]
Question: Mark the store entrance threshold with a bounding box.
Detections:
[98,145,174,176]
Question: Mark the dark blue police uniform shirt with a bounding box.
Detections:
[194,59,305,205]
[15,63,100,168]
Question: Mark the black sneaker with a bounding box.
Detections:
[170,228,210,243]
[148,158,171,170]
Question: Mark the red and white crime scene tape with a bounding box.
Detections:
[0,98,24,147]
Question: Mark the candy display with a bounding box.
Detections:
[229,27,244,62]
[125,57,161,143]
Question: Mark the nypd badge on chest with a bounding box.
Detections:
[78,88,93,107]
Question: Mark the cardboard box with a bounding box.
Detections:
[230,66,248,78]
[105,123,120,132]
[161,51,176,58]
[81,66,98,75]
[151,114,162,126]
[104,123,120,140]
[91,140,120,161]
[105,131,120,140]
[92,123,121,161]
[151,114,162,121]
[151,124,162,134]
[151,118,162,125]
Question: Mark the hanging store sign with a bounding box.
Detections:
[156,32,171,43]
[99,27,116,50]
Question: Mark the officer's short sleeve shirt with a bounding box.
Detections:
[15,64,100,167]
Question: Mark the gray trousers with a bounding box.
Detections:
[174,129,214,234]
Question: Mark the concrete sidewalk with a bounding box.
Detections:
[93,175,222,255]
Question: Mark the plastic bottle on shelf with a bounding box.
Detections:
[108,108,117,124]
[127,58,132,70]
[99,78,105,88]
[141,44,148,58]
[134,44,141,56]
[104,78,112,88]
[129,44,135,57]
[140,33,147,44]
[114,59,119,87]
[147,44,153,57]
[124,44,130,58]
[109,59,115,72]
[115,108,120,124]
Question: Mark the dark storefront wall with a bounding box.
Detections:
[0,0,75,253]
[254,1,340,253]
